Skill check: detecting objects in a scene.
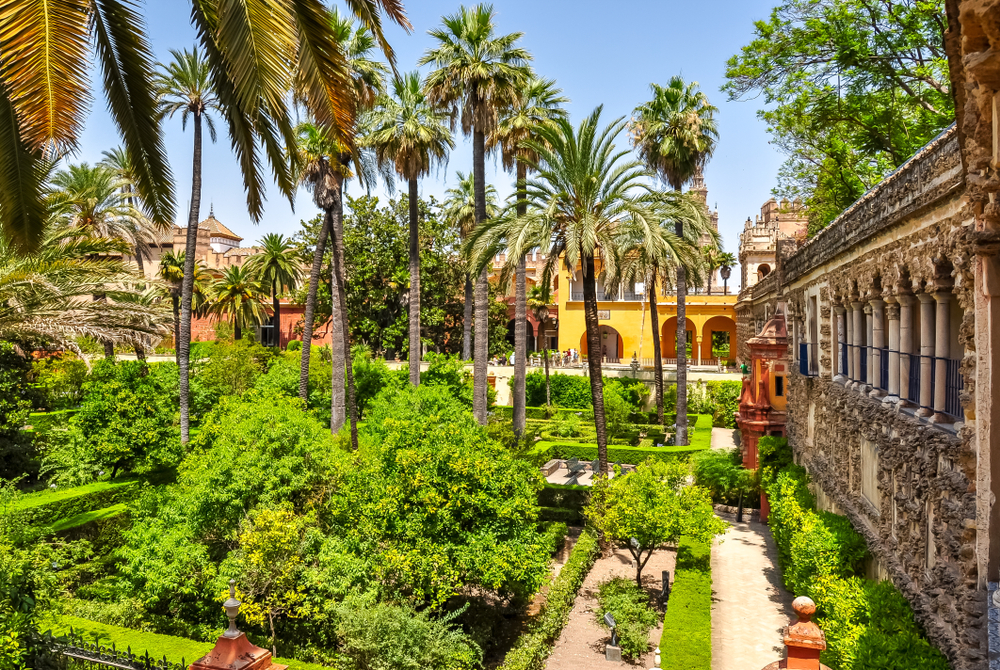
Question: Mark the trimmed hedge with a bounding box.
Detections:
[51,503,127,533]
[46,616,331,670]
[529,415,713,465]
[538,506,583,524]
[762,443,949,670]
[25,409,79,435]
[12,479,139,527]
[500,529,599,670]
[494,405,595,422]
[659,536,712,670]
[538,483,589,510]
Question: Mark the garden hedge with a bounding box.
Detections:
[538,483,590,510]
[538,506,583,524]
[761,439,949,670]
[500,529,599,670]
[659,536,712,670]
[13,479,139,527]
[45,615,331,670]
[24,409,79,435]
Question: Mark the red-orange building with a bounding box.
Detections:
[736,305,789,469]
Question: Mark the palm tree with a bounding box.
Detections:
[158,250,185,363]
[717,251,737,295]
[487,75,567,436]
[631,76,718,446]
[420,4,532,425]
[0,0,409,253]
[156,47,219,445]
[441,171,497,362]
[526,283,553,410]
[364,72,453,386]
[100,146,163,277]
[470,106,667,476]
[0,227,169,355]
[206,265,267,341]
[245,234,303,349]
[295,13,387,432]
[610,195,712,426]
[701,244,722,295]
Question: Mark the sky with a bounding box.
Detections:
[75,0,787,291]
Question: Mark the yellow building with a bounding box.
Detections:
[553,266,737,365]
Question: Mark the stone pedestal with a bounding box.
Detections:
[758,596,831,670]
[605,644,622,662]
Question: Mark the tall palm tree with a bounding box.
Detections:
[157,249,185,363]
[156,47,219,445]
[441,171,497,362]
[245,233,303,349]
[206,265,267,341]
[487,75,567,436]
[631,76,718,446]
[526,282,553,410]
[470,106,667,476]
[364,71,453,386]
[0,0,409,253]
[701,244,721,295]
[0,226,168,355]
[100,146,163,277]
[295,12,387,428]
[420,4,532,425]
[717,251,737,295]
[610,195,713,426]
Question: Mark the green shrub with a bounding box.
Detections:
[537,521,569,556]
[189,340,276,417]
[764,465,948,669]
[29,355,89,411]
[0,342,34,480]
[602,381,632,441]
[704,380,741,428]
[551,413,582,438]
[253,351,332,423]
[334,600,481,670]
[75,360,179,478]
[286,339,302,352]
[538,484,589,510]
[11,479,138,528]
[595,578,658,659]
[659,536,712,670]
[500,529,599,670]
[537,506,582,524]
[524,370,592,408]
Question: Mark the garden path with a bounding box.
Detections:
[545,546,675,669]
[711,427,740,451]
[711,511,793,670]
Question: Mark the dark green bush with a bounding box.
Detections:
[595,577,657,659]
[524,370,592,408]
[0,342,35,480]
[538,484,589,511]
[537,521,569,556]
[29,355,89,410]
[500,529,599,670]
[75,360,179,478]
[659,536,712,670]
[764,465,948,669]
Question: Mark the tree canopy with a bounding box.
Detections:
[724,0,953,232]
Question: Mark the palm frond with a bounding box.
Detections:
[0,84,49,253]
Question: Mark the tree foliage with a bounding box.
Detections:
[724,0,952,232]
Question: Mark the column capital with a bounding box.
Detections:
[886,303,900,320]
[863,303,873,315]
[833,305,846,315]
[917,292,936,304]
[897,293,915,306]
[932,290,952,303]
[851,301,864,309]
[869,298,885,309]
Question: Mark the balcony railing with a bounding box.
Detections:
[798,342,819,377]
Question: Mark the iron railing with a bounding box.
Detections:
[837,347,964,418]
[31,630,188,670]
[799,342,819,377]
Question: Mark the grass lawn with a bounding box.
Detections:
[45,615,332,670]
[51,503,127,532]
[13,480,137,512]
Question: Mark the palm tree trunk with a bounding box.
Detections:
[330,187,359,450]
[513,161,528,437]
[179,111,202,445]
[299,211,331,401]
[463,275,473,360]
[675,262,688,446]
[582,252,608,475]
[472,127,489,425]
[330,179,346,433]
[234,322,242,340]
[103,340,114,360]
[543,345,551,409]
[649,277,664,426]
[272,289,281,349]
[171,293,180,365]
[408,177,421,386]
[135,343,147,375]
[134,244,146,278]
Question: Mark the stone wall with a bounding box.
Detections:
[735,126,988,668]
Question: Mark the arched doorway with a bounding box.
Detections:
[756,263,771,283]
[506,318,538,353]
[579,326,623,362]
[702,315,737,364]
[661,317,696,359]
[505,319,516,351]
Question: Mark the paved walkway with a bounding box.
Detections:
[711,512,793,670]
[711,426,740,451]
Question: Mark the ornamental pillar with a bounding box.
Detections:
[884,299,900,404]
[898,294,915,407]
[852,301,864,389]
[917,292,936,417]
[869,298,885,397]
[930,291,952,424]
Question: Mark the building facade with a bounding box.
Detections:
[735,125,990,668]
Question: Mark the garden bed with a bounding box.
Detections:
[658,536,712,670]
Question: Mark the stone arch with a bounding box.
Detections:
[579,325,623,362]
[702,315,737,363]
[661,316,696,358]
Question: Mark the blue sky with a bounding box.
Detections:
[76,0,785,290]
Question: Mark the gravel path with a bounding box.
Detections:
[546,546,676,669]
[711,512,793,669]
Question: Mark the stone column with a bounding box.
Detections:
[930,291,952,423]
[863,303,874,392]
[870,298,884,397]
[883,298,900,404]
[696,335,703,366]
[852,301,864,389]
[898,294,915,407]
[917,292,936,417]
[834,305,847,383]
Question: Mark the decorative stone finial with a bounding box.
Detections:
[222,579,241,639]
[792,596,816,622]
[209,202,214,218]
[759,596,830,670]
